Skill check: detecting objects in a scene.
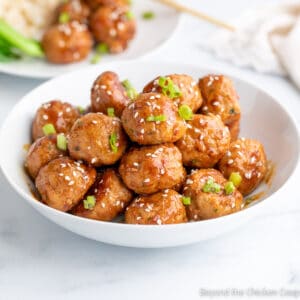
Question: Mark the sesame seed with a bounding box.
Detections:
[149,95,155,100]
[58,111,63,117]
[107,90,112,96]
[227,159,234,165]
[68,181,75,186]
[137,216,142,220]
[109,28,117,37]
[59,173,64,177]
[186,179,193,185]
[100,85,107,90]
[134,112,139,118]
[250,156,256,164]
[101,202,106,208]
[140,129,145,134]
[245,172,252,179]
[212,101,220,106]
[226,151,232,157]
[65,176,71,181]
[43,115,48,120]
[66,107,71,113]
[157,219,162,225]
[194,128,201,133]
[160,169,165,175]
[144,178,150,183]
[92,120,98,124]
[133,162,139,167]
[91,158,97,164]
[202,106,208,111]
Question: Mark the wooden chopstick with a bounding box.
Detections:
[154,0,235,31]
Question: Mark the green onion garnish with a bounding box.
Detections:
[109,132,118,153]
[182,196,191,205]
[90,53,101,64]
[59,12,70,24]
[202,178,221,193]
[122,79,138,100]
[83,195,96,210]
[42,124,56,136]
[229,172,242,187]
[146,114,167,122]
[178,104,193,120]
[142,11,155,20]
[224,181,235,195]
[125,11,134,20]
[77,106,85,114]
[96,43,109,54]
[107,107,115,117]
[56,133,67,151]
[158,76,182,99]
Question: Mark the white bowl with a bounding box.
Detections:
[0,61,299,248]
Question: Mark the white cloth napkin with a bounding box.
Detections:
[200,2,300,89]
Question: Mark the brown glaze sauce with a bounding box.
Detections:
[243,160,276,207]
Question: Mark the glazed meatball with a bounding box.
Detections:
[119,144,186,194]
[183,169,243,221]
[176,114,230,168]
[227,119,240,141]
[121,93,186,145]
[42,21,93,64]
[91,71,130,117]
[84,0,129,10]
[199,75,241,139]
[125,189,187,225]
[143,74,203,112]
[218,138,267,196]
[68,112,128,166]
[56,0,90,24]
[25,134,66,179]
[89,4,136,53]
[73,169,133,221]
[35,157,96,211]
[32,100,80,141]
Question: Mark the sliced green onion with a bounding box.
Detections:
[182,196,191,205]
[158,76,182,99]
[125,11,134,20]
[224,181,235,195]
[96,43,109,54]
[146,114,167,122]
[202,178,221,193]
[142,11,155,20]
[178,104,193,120]
[107,107,115,117]
[122,79,138,100]
[90,53,101,64]
[42,124,56,136]
[77,106,85,114]
[59,12,70,24]
[109,132,119,153]
[83,195,96,210]
[56,133,67,151]
[229,172,242,187]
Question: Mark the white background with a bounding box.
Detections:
[0,0,300,299]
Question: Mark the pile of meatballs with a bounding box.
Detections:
[42,0,136,64]
[25,71,268,225]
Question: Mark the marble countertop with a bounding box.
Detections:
[1,0,300,299]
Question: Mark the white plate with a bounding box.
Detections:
[0,1,181,79]
[0,61,299,248]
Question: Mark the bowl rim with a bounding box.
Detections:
[1,59,299,230]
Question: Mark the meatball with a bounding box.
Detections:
[42,21,93,64]
[218,138,267,196]
[143,74,203,112]
[119,144,186,194]
[125,189,187,225]
[91,71,130,117]
[89,4,136,53]
[56,0,90,24]
[36,157,96,211]
[68,112,128,166]
[73,169,133,221]
[32,100,80,141]
[25,134,66,179]
[121,93,186,145]
[84,0,129,10]
[183,169,243,221]
[227,119,240,141]
[176,114,230,168]
[199,75,241,139]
